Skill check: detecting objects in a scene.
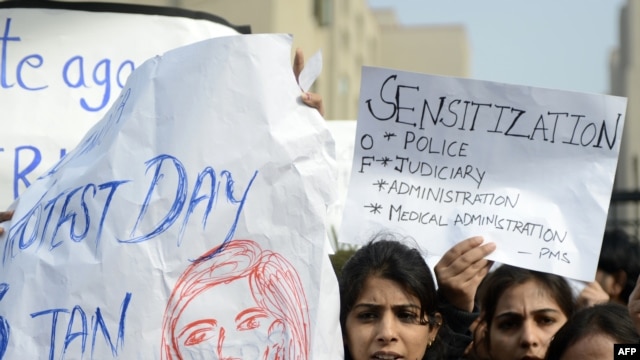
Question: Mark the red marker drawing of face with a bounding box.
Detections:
[176,276,281,358]
[161,240,309,360]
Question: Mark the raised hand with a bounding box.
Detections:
[293,48,324,116]
[435,236,496,312]
[577,280,610,309]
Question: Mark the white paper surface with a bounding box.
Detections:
[326,120,357,247]
[0,8,241,209]
[297,50,323,93]
[0,34,342,359]
[340,66,627,282]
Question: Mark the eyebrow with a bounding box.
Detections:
[352,303,421,310]
[178,319,217,338]
[235,307,269,321]
[495,308,562,318]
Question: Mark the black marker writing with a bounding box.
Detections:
[386,182,519,208]
[365,74,622,150]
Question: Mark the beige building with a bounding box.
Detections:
[11,0,470,120]
[609,0,640,233]
[197,1,471,120]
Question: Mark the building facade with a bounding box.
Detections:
[610,0,640,235]
[33,0,470,120]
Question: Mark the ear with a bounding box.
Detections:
[430,312,443,335]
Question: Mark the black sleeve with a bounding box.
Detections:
[426,293,480,360]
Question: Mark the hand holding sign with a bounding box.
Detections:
[435,236,495,312]
[293,48,324,116]
[577,280,610,309]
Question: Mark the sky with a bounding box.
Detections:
[367,0,626,95]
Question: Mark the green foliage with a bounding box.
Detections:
[327,225,359,277]
[329,248,357,278]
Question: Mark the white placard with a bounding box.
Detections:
[0,6,244,208]
[340,66,627,282]
[0,33,342,359]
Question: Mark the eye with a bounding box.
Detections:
[397,311,420,323]
[237,315,264,330]
[496,318,520,331]
[537,316,557,326]
[179,319,218,346]
[236,307,269,331]
[355,311,378,321]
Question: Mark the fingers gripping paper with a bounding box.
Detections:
[0,34,342,359]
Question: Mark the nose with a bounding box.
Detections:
[215,327,243,360]
[215,327,266,360]
[519,320,540,349]
[376,314,399,344]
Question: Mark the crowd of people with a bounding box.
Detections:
[339,230,640,360]
[0,48,638,359]
[3,195,639,359]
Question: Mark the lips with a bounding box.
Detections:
[372,351,403,359]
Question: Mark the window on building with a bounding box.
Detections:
[314,0,333,26]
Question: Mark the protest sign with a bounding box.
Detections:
[0,2,248,208]
[339,66,627,282]
[0,33,342,359]
[326,120,357,247]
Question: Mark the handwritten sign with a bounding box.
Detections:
[0,33,342,359]
[0,5,246,208]
[339,66,627,282]
[326,120,357,246]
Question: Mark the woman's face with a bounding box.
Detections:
[488,279,568,360]
[174,278,281,359]
[344,275,440,360]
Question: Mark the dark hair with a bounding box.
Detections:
[545,303,640,359]
[339,234,441,360]
[477,265,576,354]
[598,228,640,303]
